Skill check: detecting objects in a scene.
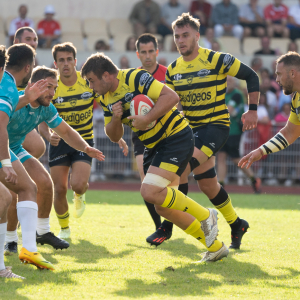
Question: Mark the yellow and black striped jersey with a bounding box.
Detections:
[101,68,188,149]
[17,85,26,92]
[289,92,300,125]
[52,71,101,140]
[166,47,241,129]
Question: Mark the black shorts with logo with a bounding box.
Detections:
[132,131,145,157]
[193,124,230,157]
[219,134,241,159]
[143,126,194,176]
[49,138,94,168]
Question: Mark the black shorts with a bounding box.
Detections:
[193,124,230,157]
[49,138,94,168]
[132,131,145,157]
[143,126,194,176]
[219,134,241,159]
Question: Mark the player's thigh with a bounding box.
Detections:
[50,165,70,195]
[23,157,52,189]
[0,181,12,209]
[70,161,91,186]
[0,159,36,195]
[22,129,46,159]
[135,155,145,181]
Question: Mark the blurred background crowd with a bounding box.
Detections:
[1,0,300,187]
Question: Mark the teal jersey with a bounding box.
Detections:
[8,102,62,150]
[0,71,19,119]
[225,88,244,135]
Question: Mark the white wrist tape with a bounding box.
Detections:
[1,159,12,167]
[143,173,171,188]
[259,132,289,155]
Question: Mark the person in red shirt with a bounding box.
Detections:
[133,34,173,245]
[264,0,289,37]
[37,5,61,48]
[189,0,212,34]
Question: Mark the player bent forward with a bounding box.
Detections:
[239,52,300,171]
[81,53,229,262]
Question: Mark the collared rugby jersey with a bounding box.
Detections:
[52,71,101,140]
[166,47,242,129]
[139,63,167,83]
[100,68,188,149]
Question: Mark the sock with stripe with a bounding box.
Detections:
[56,211,70,230]
[161,187,210,222]
[210,186,239,228]
[0,223,6,271]
[184,219,223,252]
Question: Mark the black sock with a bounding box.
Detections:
[143,199,161,229]
[250,176,256,183]
[161,220,173,231]
[178,183,188,195]
[230,217,242,231]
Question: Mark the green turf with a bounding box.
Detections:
[3,190,300,300]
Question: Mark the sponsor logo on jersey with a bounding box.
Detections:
[108,104,113,113]
[187,64,194,69]
[198,58,208,65]
[179,91,211,104]
[81,92,93,100]
[173,73,182,81]
[209,142,215,148]
[170,157,178,162]
[113,93,120,97]
[187,75,194,86]
[70,98,77,107]
[67,87,76,92]
[296,107,300,120]
[139,73,151,86]
[125,93,134,102]
[56,97,64,104]
[61,110,92,124]
[197,69,211,78]
[223,54,232,66]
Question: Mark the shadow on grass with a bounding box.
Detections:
[114,255,300,298]
[1,267,104,300]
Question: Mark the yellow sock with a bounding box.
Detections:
[214,195,237,225]
[184,219,223,252]
[162,187,209,222]
[56,211,70,229]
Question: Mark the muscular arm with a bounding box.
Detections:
[105,116,124,143]
[38,121,52,142]
[0,111,10,161]
[52,120,89,152]
[280,121,300,145]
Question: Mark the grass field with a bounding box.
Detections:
[2,190,300,300]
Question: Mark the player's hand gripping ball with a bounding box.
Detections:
[130,94,157,130]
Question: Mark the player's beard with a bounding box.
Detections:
[36,95,51,107]
[283,76,293,95]
[22,71,32,86]
[177,38,197,57]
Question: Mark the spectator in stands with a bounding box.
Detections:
[278,90,293,111]
[211,40,221,51]
[239,0,265,37]
[126,36,137,51]
[189,0,212,35]
[260,77,277,118]
[157,0,187,37]
[287,41,298,52]
[274,102,290,125]
[288,2,300,41]
[158,57,167,66]
[264,0,289,38]
[199,27,215,49]
[211,0,244,39]
[119,55,130,69]
[257,93,271,124]
[95,40,110,51]
[251,56,263,74]
[129,0,161,37]
[8,4,34,45]
[37,5,61,48]
[261,67,280,97]
[254,36,276,55]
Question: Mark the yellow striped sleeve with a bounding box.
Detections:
[288,94,300,125]
[165,67,175,91]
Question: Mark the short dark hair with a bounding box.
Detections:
[81,53,118,80]
[0,45,8,69]
[6,43,36,72]
[52,42,77,62]
[276,51,300,70]
[172,12,200,31]
[14,26,36,41]
[136,33,158,51]
[31,66,58,83]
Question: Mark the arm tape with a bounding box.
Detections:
[234,62,260,93]
[259,133,289,155]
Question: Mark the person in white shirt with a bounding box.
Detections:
[288,1,300,40]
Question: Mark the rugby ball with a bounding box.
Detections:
[130,94,157,130]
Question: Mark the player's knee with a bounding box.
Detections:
[140,184,155,204]
[72,181,88,195]
[54,184,68,198]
